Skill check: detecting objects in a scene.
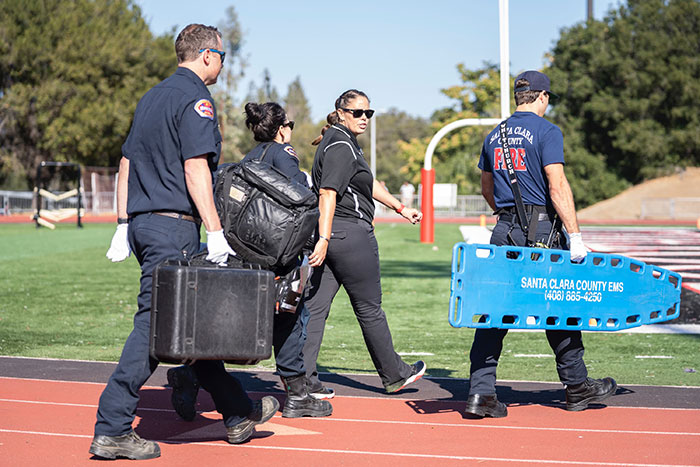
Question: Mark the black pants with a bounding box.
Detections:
[468,211,588,395]
[94,213,253,436]
[302,218,413,389]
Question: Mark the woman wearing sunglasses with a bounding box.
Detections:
[167,101,332,420]
[241,101,308,185]
[302,89,425,398]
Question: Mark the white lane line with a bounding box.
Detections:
[0,399,698,437]
[635,356,674,359]
[0,428,697,466]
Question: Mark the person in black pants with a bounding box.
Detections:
[302,89,426,397]
[167,102,331,419]
[466,70,616,419]
[92,25,279,460]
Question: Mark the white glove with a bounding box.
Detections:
[568,232,587,263]
[106,224,131,262]
[205,229,235,265]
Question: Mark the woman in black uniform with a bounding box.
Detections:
[168,101,331,419]
[302,89,426,397]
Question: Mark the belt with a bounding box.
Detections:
[496,206,550,222]
[152,211,200,223]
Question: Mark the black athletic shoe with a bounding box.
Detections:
[226,396,280,444]
[464,394,508,418]
[89,430,160,460]
[566,377,617,411]
[308,383,335,400]
[385,361,427,393]
[167,365,200,421]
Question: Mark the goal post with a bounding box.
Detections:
[33,161,83,229]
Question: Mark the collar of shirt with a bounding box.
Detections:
[330,123,362,151]
[174,66,211,95]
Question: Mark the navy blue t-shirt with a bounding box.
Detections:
[311,124,375,223]
[122,67,221,216]
[242,142,309,187]
[478,111,565,208]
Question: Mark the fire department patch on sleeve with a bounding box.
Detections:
[284,145,298,158]
[194,99,214,120]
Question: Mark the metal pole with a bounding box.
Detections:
[420,0,510,243]
[499,0,510,120]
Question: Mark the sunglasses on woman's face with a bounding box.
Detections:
[341,108,375,119]
[282,121,295,130]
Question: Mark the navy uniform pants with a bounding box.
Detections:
[94,213,253,436]
[468,211,588,395]
[273,304,308,379]
[302,217,413,390]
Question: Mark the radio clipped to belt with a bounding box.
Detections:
[498,120,562,249]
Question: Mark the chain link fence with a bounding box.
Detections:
[640,197,700,220]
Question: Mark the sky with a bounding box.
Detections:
[134,0,621,121]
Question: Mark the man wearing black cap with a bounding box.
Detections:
[465,70,617,419]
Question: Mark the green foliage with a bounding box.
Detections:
[212,6,249,164]
[356,109,432,192]
[547,0,700,186]
[0,0,175,188]
[397,63,501,194]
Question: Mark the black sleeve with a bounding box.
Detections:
[319,141,356,194]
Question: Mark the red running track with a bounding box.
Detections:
[1,376,699,466]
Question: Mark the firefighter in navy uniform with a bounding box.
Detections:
[92,24,278,460]
[302,89,426,397]
[167,101,332,420]
[465,70,617,419]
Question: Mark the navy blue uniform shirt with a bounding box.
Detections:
[478,111,564,208]
[242,142,309,187]
[122,67,222,216]
[311,124,375,223]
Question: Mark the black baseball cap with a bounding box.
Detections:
[514,70,559,99]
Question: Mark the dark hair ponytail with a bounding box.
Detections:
[311,111,340,146]
[311,89,369,146]
[244,102,287,142]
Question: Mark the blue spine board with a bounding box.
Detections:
[449,243,682,331]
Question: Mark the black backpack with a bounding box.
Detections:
[213,143,319,269]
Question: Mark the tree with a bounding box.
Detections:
[283,77,321,171]
[356,109,431,192]
[397,63,501,194]
[212,6,248,163]
[284,76,311,124]
[547,0,700,188]
[0,0,174,189]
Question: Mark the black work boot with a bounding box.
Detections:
[89,430,161,460]
[226,396,280,444]
[565,377,617,411]
[281,375,333,418]
[464,394,508,418]
[167,365,200,421]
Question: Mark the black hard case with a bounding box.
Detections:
[150,260,275,364]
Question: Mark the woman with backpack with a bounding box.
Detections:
[167,101,331,420]
[302,89,426,398]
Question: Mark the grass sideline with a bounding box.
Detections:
[0,222,698,386]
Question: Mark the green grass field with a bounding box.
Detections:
[0,222,698,386]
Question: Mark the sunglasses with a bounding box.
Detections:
[340,108,375,119]
[199,48,226,64]
[282,121,295,130]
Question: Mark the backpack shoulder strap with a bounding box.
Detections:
[254,142,274,163]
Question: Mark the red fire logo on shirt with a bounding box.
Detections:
[494,148,527,171]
